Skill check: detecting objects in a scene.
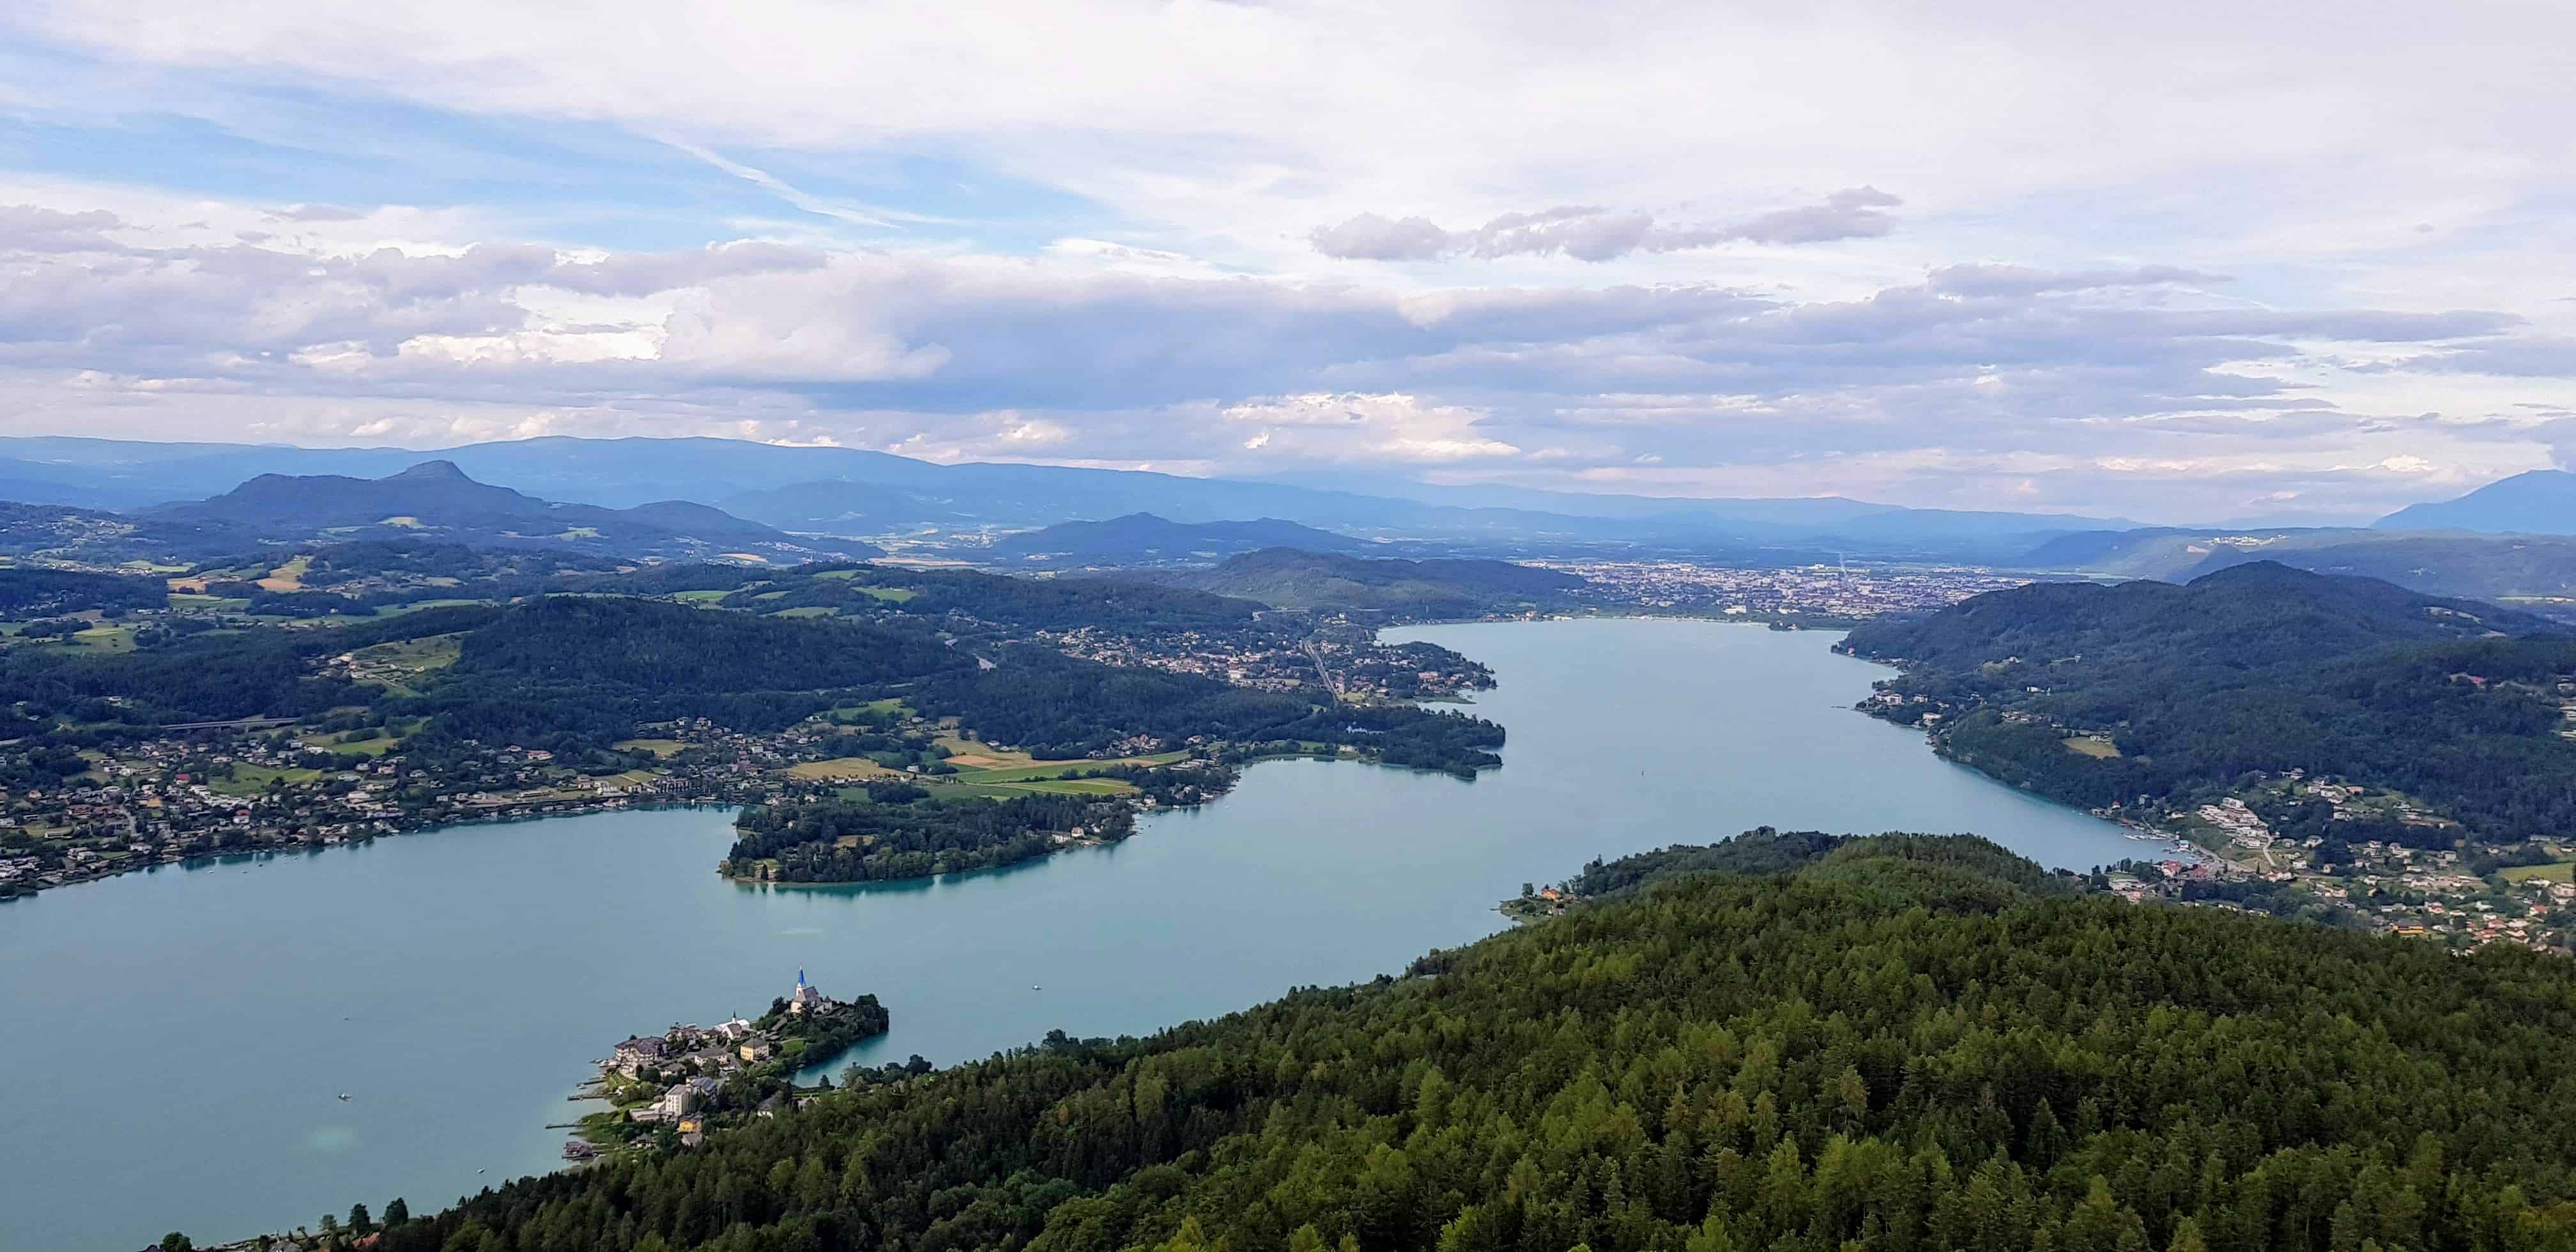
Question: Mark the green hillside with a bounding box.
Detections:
[1839,563,2576,844]
[319,834,2576,1252]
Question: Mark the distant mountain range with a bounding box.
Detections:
[983,514,1369,567]
[1140,548,1588,616]
[0,461,871,564]
[0,434,2131,562]
[2022,527,2576,619]
[2375,469,2576,534]
[9,432,2575,576]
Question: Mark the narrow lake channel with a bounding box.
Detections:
[0,620,2145,1251]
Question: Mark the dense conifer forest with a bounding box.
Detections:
[320,833,2576,1252]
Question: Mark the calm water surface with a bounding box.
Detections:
[0,620,2142,1251]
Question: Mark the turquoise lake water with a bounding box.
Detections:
[0,620,2144,1251]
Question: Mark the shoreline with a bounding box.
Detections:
[21,618,2179,1252]
[1,800,743,903]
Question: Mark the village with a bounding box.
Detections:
[1034,618,1494,701]
[2078,768,2576,951]
[0,722,787,897]
[575,972,890,1159]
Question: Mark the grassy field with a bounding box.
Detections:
[71,625,136,653]
[165,593,252,611]
[771,606,836,618]
[787,757,900,781]
[912,737,1188,800]
[2502,862,2576,883]
[613,738,689,758]
[822,698,913,726]
[854,586,917,602]
[210,765,325,797]
[932,733,1039,768]
[947,777,1137,798]
[781,730,1184,798]
[954,751,1186,784]
[257,554,313,592]
[302,731,402,756]
[348,634,463,694]
[673,589,736,604]
[2062,736,2122,758]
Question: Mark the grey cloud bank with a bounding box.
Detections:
[0,203,2562,523]
[1,0,2572,523]
[1308,188,1904,263]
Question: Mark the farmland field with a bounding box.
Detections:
[786,757,898,781]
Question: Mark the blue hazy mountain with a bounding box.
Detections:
[0,434,2125,561]
[2021,525,2576,618]
[0,461,872,563]
[2376,469,2576,535]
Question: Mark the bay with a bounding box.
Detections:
[0,620,2142,1251]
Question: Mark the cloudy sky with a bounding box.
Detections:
[2,1,2572,523]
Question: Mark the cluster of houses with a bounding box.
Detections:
[1038,622,1488,701]
[1,737,411,892]
[2380,876,2574,949]
[594,974,839,1151]
[2196,798,2276,850]
[1560,560,2022,618]
[1,722,811,896]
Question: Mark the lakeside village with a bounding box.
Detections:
[1862,683,2576,953]
[180,974,894,1252]
[573,970,892,1161]
[0,719,770,897]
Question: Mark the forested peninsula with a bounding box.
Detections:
[0,552,1503,894]
[1836,561,2576,946]
[1836,561,2575,838]
[280,830,2576,1252]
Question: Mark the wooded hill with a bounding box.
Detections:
[1839,562,2576,842]
[307,832,2576,1252]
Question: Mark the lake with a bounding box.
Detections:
[0,620,2145,1251]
